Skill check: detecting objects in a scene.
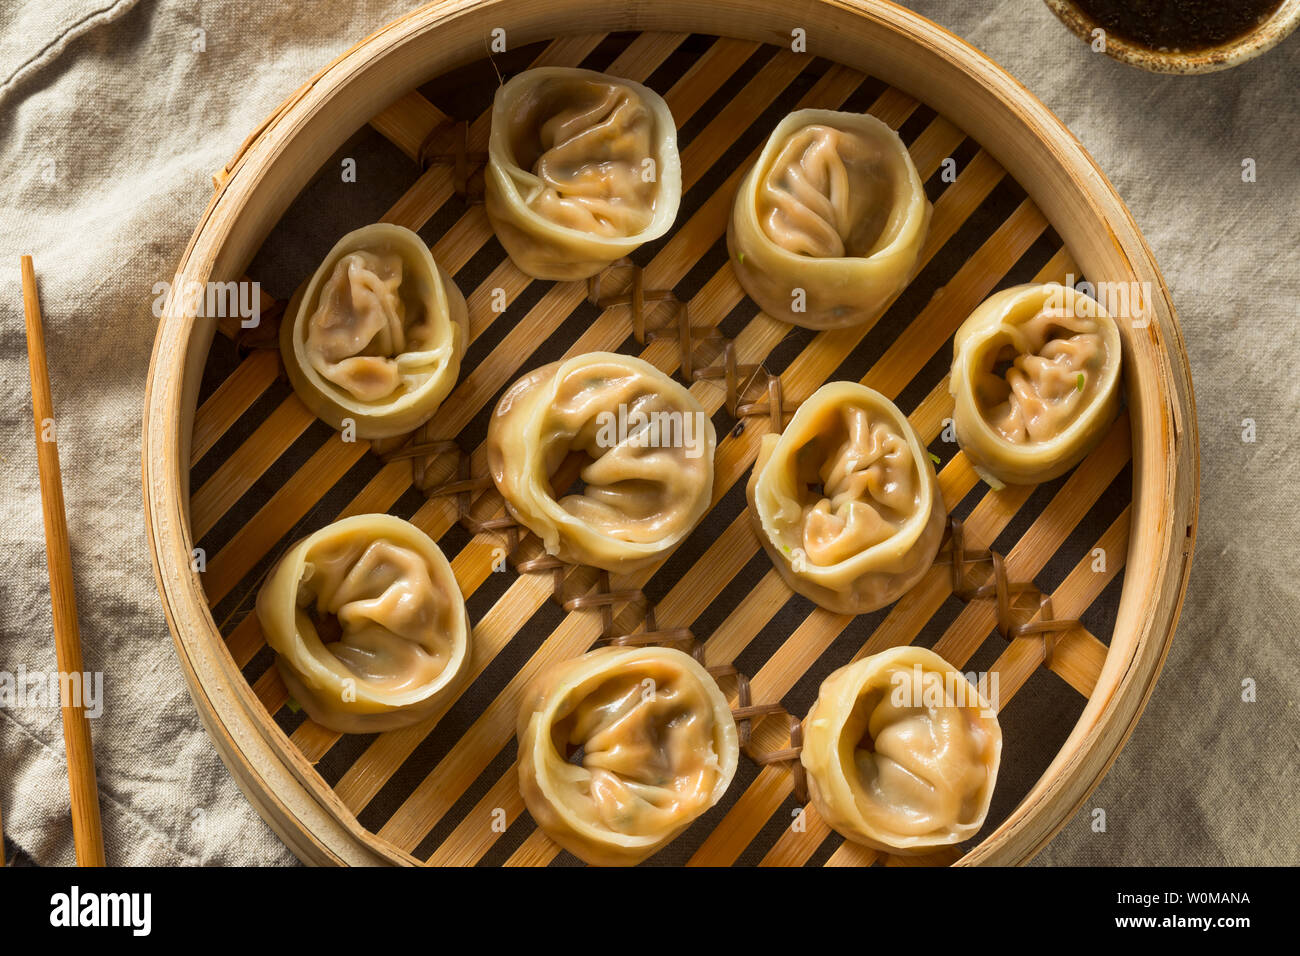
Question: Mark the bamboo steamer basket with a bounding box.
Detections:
[142,0,1198,866]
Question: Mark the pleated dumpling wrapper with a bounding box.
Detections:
[728,109,931,329]
[485,67,682,280]
[747,382,946,615]
[281,223,468,440]
[255,514,471,734]
[950,283,1122,486]
[517,646,739,866]
[801,646,1002,854]
[487,352,715,574]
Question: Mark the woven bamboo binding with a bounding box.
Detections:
[208,39,1127,865]
[232,240,1097,855]
[148,4,1197,869]
[360,252,1076,762]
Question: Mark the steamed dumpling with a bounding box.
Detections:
[485,67,682,280]
[281,223,468,440]
[487,352,715,573]
[801,646,1002,854]
[728,109,931,328]
[255,514,471,734]
[950,283,1122,485]
[517,646,739,865]
[747,382,946,614]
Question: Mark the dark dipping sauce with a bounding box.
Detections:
[1072,0,1285,52]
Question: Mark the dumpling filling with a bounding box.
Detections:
[516,646,738,865]
[257,513,470,734]
[972,306,1110,445]
[304,248,437,402]
[948,283,1122,486]
[552,668,721,834]
[758,124,896,260]
[846,671,996,837]
[800,647,1002,853]
[748,382,945,616]
[544,363,708,545]
[509,76,658,238]
[295,536,455,695]
[729,108,930,330]
[794,404,920,566]
[488,353,715,573]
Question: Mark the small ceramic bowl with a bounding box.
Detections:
[1045,0,1300,73]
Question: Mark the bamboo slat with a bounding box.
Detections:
[145,3,1196,868]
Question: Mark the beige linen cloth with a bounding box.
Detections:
[0,0,1296,866]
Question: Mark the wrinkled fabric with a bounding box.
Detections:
[902,0,1300,866]
[0,0,417,867]
[0,0,1295,866]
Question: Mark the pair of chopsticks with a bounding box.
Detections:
[18,256,107,867]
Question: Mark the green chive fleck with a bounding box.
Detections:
[929,452,941,465]
[1076,372,1085,392]
[737,252,745,264]
[286,698,301,714]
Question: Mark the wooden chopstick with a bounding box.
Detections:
[21,255,107,868]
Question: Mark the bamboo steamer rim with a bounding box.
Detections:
[142,0,1199,866]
